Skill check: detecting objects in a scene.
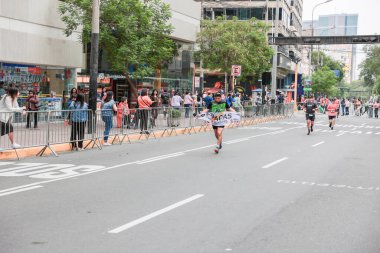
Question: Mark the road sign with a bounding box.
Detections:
[231,65,242,77]
[194,77,200,88]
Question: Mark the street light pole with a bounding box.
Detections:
[89,0,100,113]
[270,0,280,102]
[311,0,333,72]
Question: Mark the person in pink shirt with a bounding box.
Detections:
[374,100,380,119]
[327,98,338,130]
[138,89,153,134]
[117,97,130,128]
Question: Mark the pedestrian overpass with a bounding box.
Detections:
[271,35,380,45]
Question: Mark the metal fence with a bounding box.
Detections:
[0,103,294,159]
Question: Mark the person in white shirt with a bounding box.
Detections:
[171,91,183,109]
[184,92,194,118]
[0,87,26,149]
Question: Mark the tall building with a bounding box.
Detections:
[303,14,359,83]
[0,0,83,98]
[95,0,201,97]
[199,0,304,93]
[0,0,201,102]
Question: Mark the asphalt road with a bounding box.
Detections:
[1,113,380,253]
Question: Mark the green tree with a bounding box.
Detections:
[196,17,273,85]
[373,76,380,95]
[311,51,345,81]
[312,66,339,96]
[360,46,380,88]
[59,0,175,92]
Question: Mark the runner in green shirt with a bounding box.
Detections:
[202,93,235,154]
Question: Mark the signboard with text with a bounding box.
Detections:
[231,65,242,77]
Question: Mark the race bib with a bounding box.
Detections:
[196,111,241,126]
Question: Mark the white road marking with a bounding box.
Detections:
[0,185,43,197]
[225,138,249,144]
[108,194,204,234]
[183,145,214,153]
[225,249,233,251]
[262,157,289,169]
[336,133,345,137]
[136,153,185,164]
[277,180,380,192]
[312,141,325,148]
[0,125,303,197]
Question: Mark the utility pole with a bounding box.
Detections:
[270,0,280,102]
[199,0,204,93]
[88,0,100,133]
[89,0,100,113]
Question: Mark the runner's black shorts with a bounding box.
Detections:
[0,120,13,136]
[212,125,225,130]
[328,116,336,120]
[305,113,315,121]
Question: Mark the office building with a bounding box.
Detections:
[302,14,359,83]
[199,0,304,94]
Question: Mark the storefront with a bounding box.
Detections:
[0,62,77,110]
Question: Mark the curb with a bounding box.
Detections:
[0,115,290,160]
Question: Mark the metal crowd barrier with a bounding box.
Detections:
[0,103,294,159]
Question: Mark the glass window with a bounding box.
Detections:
[346,16,358,26]
[250,8,264,20]
[319,17,329,27]
[239,8,249,20]
[345,27,358,36]
[226,8,237,20]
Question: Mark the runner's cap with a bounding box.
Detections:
[215,93,222,97]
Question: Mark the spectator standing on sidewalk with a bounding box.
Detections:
[150,89,159,127]
[340,98,346,116]
[0,87,26,149]
[138,89,152,134]
[26,91,39,129]
[117,97,130,128]
[374,100,380,119]
[101,91,117,146]
[204,92,213,108]
[184,91,193,118]
[161,89,170,119]
[345,99,350,116]
[226,93,235,108]
[171,91,183,110]
[0,82,6,97]
[68,93,88,151]
[368,97,374,118]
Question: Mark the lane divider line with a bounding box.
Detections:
[108,194,204,234]
[136,153,185,165]
[262,157,289,169]
[312,141,325,148]
[225,138,250,144]
[0,185,43,197]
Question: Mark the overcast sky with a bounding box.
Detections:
[302,0,380,35]
[302,0,380,79]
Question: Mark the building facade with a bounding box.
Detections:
[0,0,83,99]
[302,14,359,83]
[199,0,304,94]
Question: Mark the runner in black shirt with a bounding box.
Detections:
[303,95,318,135]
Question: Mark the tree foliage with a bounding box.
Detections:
[373,77,380,95]
[312,66,339,96]
[360,46,380,88]
[311,51,344,81]
[58,0,175,78]
[196,17,273,79]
